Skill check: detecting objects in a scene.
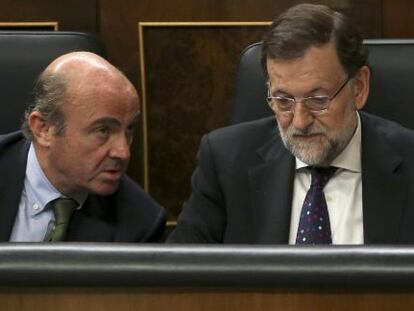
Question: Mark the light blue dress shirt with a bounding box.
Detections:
[9,143,86,242]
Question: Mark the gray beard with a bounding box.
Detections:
[277,115,357,167]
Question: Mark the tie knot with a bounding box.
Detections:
[309,166,337,189]
[51,197,78,225]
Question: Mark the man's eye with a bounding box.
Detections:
[275,97,294,108]
[305,96,329,108]
[96,127,110,137]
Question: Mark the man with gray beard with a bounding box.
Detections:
[168,4,414,244]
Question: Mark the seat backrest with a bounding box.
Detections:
[230,39,414,130]
[0,31,104,134]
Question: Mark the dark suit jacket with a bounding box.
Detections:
[0,132,166,242]
[168,112,414,244]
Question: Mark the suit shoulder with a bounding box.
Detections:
[361,112,414,144]
[206,116,278,149]
[0,131,26,151]
[0,131,29,172]
[197,117,280,171]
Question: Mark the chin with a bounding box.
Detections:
[297,147,338,166]
[90,181,120,196]
[299,156,327,166]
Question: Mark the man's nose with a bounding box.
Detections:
[109,134,131,160]
[291,103,314,130]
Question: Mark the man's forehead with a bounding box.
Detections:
[267,43,345,80]
[89,113,140,127]
[65,69,135,100]
[268,42,339,65]
[61,101,140,130]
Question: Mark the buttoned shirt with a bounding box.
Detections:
[289,113,364,244]
[9,143,87,242]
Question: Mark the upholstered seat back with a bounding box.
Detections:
[231,39,414,130]
[0,31,103,134]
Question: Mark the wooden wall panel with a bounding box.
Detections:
[140,23,268,219]
[2,287,414,311]
[0,0,97,32]
[383,0,414,37]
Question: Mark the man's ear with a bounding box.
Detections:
[28,111,53,147]
[353,65,370,110]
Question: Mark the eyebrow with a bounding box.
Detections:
[89,114,140,128]
[90,117,121,128]
[271,86,326,97]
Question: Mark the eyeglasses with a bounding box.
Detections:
[267,76,350,114]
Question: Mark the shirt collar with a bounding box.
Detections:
[26,143,87,215]
[296,112,361,172]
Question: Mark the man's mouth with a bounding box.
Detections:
[101,169,123,180]
[292,133,323,140]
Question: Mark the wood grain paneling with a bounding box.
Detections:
[2,287,414,311]
[140,23,268,218]
[0,0,97,32]
[383,0,414,37]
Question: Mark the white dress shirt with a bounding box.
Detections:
[288,113,364,244]
[9,143,86,242]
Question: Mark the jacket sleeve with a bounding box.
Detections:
[167,134,226,243]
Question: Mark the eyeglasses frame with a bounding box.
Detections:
[266,76,351,114]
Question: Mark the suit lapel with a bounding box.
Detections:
[67,196,114,242]
[361,113,407,243]
[0,138,29,241]
[248,133,295,243]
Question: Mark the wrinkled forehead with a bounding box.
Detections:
[60,80,140,126]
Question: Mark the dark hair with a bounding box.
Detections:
[22,71,68,140]
[262,3,368,77]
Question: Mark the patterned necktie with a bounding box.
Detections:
[296,167,337,244]
[49,198,78,242]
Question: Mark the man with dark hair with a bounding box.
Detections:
[0,51,166,242]
[168,4,414,244]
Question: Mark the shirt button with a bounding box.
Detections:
[33,203,40,211]
[326,196,332,202]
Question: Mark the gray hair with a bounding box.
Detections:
[22,71,68,140]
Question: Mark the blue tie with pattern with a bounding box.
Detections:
[296,167,337,244]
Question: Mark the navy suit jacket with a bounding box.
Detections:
[0,132,166,242]
[168,112,414,244]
